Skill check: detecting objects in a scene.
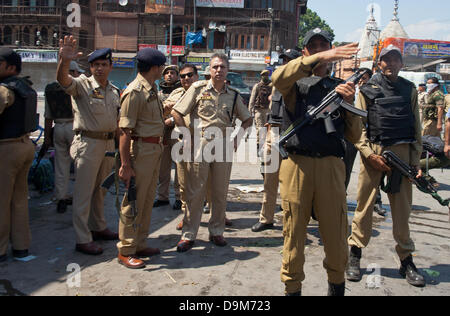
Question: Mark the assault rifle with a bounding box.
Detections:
[277,68,369,160]
[102,151,138,230]
[382,151,450,221]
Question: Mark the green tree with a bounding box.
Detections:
[298,9,335,48]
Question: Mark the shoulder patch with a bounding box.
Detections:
[193,80,208,89]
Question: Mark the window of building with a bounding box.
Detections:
[79,30,88,48]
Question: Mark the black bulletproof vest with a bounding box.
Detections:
[45,82,73,119]
[0,76,38,140]
[281,76,346,158]
[360,73,416,147]
[268,88,284,126]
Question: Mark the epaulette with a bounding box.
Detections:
[192,80,208,89]
[172,87,185,94]
[130,81,143,92]
[110,83,121,95]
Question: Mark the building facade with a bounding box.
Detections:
[0,0,95,91]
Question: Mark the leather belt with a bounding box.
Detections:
[76,130,115,140]
[131,136,162,144]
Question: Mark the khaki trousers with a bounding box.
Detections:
[279,155,349,293]
[260,128,280,224]
[117,141,163,256]
[53,121,75,201]
[70,135,115,244]
[254,108,269,149]
[156,141,180,201]
[182,159,232,241]
[348,144,415,260]
[0,136,35,255]
[422,119,440,138]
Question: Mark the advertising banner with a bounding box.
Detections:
[404,41,450,59]
[16,50,58,63]
[196,0,244,8]
[145,0,185,15]
[138,44,186,56]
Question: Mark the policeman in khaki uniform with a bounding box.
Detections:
[162,64,199,230]
[422,77,445,138]
[57,36,120,255]
[252,48,301,233]
[172,54,253,252]
[0,48,36,262]
[272,29,360,296]
[44,61,83,213]
[116,48,166,269]
[346,45,425,287]
[154,65,182,209]
[249,69,272,152]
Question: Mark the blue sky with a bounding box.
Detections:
[307,0,450,42]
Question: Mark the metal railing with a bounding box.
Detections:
[0,6,62,15]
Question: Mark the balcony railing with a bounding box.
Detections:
[0,6,62,16]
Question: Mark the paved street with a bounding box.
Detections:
[1,130,449,296]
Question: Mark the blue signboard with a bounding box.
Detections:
[112,57,135,68]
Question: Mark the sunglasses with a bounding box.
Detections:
[180,72,194,79]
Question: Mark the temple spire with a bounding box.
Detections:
[392,0,399,21]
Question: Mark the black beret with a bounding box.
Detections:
[0,47,22,71]
[137,48,166,67]
[88,48,112,63]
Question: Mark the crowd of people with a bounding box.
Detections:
[0,27,449,296]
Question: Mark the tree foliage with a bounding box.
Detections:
[298,9,335,48]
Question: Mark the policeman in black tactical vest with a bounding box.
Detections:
[272,29,361,296]
[44,61,84,214]
[0,48,37,262]
[346,45,425,287]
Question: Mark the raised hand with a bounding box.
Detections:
[317,42,359,64]
[59,35,83,62]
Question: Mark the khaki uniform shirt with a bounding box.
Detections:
[249,81,272,114]
[0,85,15,114]
[355,86,422,167]
[418,91,427,109]
[119,73,164,137]
[63,74,120,132]
[173,80,251,131]
[272,54,362,145]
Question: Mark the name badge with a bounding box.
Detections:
[200,92,213,101]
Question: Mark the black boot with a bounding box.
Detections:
[57,199,67,214]
[327,282,345,296]
[399,255,426,287]
[346,246,362,282]
[285,290,301,296]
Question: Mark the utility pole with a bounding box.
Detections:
[169,0,174,63]
[193,0,197,32]
[268,8,274,65]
